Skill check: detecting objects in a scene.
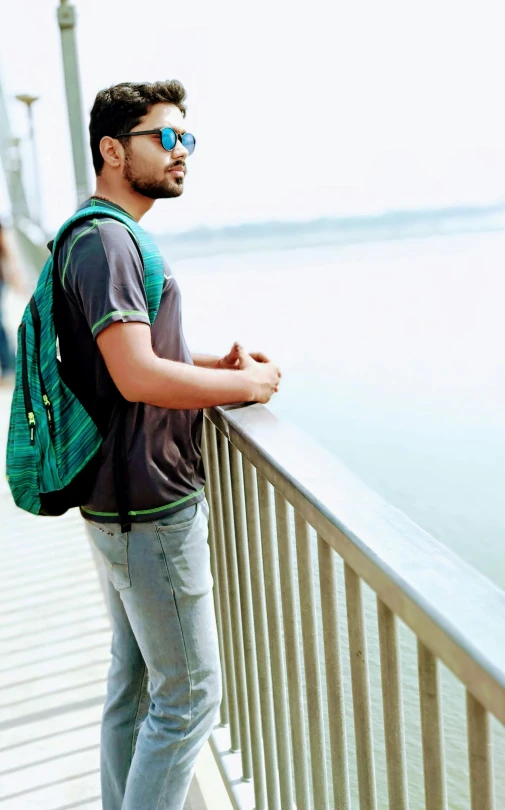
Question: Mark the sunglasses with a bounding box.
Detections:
[115,127,196,155]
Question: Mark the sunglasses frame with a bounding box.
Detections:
[114,127,196,154]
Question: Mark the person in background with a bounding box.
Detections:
[0,220,22,383]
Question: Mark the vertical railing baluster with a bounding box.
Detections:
[294,511,330,810]
[418,641,447,810]
[467,691,494,810]
[318,534,351,810]
[344,563,377,810]
[242,458,281,810]
[206,421,240,751]
[202,418,228,725]
[229,444,267,810]
[257,473,295,809]
[217,432,252,775]
[377,599,409,810]
[274,491,312,810]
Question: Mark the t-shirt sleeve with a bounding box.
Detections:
[63,219,150,340]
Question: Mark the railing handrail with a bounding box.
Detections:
[206,403,505,725]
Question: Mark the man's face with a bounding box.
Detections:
[122,103,189,199]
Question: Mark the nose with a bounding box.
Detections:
[171,134,189,160]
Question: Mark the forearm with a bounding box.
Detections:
[192,352,220,369]
[127,356,255,409]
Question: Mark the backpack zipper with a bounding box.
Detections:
[29,298,55,434]
[20,322,36,445]
[42,394,54,431]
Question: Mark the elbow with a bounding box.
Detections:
[120,379,146,404]
[113,373,147,404]
[122,388,140,404]
[117,360,164,404]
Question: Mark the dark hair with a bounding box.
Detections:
[89,80,187,175]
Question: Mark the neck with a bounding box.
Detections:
[92,181,155,222]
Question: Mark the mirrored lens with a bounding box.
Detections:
[160,128,177,151]
[181,133,196,155]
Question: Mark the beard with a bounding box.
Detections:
[123,154,184,199]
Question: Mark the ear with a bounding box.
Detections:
[100,136,124,169]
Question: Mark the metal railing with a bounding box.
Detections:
[202,403,505,810]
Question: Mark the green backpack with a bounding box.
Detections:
[6,203,165,529]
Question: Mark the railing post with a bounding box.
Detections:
[318,534,351,810]
[205,421,240,750]
[377,599,409,810]
[294,511,330,809]
[275,491,312,810]
[345,564,377,810]
[202,419,229,725]
[418,641,447,810]
[467,691,494,810]
[243,458,282,810]
[257,473,295,809]
[229,444,267,809]
[217,431,252,772]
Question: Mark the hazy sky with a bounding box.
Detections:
[1,0,505,234]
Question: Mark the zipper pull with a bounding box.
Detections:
[42,395,54,432]
[28,412,36,445]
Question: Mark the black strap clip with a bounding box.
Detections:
[113,400,132,534]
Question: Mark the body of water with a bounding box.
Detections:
[175,227,505,585]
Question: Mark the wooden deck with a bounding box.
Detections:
[0,385,230,810]
[0,383,106,809]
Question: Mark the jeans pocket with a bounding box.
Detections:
[154,503,199,533]
[155,505,211,599]
[86,521,131,591]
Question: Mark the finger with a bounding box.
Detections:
[226,343,239,360]
[251,352,270,363]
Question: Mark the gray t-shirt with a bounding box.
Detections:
[54,198,205,523]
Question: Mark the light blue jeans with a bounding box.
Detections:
[85,499,222,810]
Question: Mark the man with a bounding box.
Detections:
[56,80,281,810]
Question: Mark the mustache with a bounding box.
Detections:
[167,160,186,173]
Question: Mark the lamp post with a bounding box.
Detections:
[15,93,42,227]
[57,0,89,206]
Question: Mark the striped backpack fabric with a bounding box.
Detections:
[6,204,165,520]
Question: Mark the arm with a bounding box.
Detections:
[66,223,280,406]
[98,322,280,408]
[192,344,271,370]
[192,353,220,369]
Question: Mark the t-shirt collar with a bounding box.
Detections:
[84,197,134,219]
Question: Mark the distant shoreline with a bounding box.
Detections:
[158,202,505,261]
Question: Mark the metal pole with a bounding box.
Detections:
[27,104,42,226]
[0,74,30,223]
[57,0,90,206]
[15,95,42,227]
[4,139,29,224]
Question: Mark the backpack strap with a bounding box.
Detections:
[113,400,131,534]
[52,204,166,533]
[51,204,164,325]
